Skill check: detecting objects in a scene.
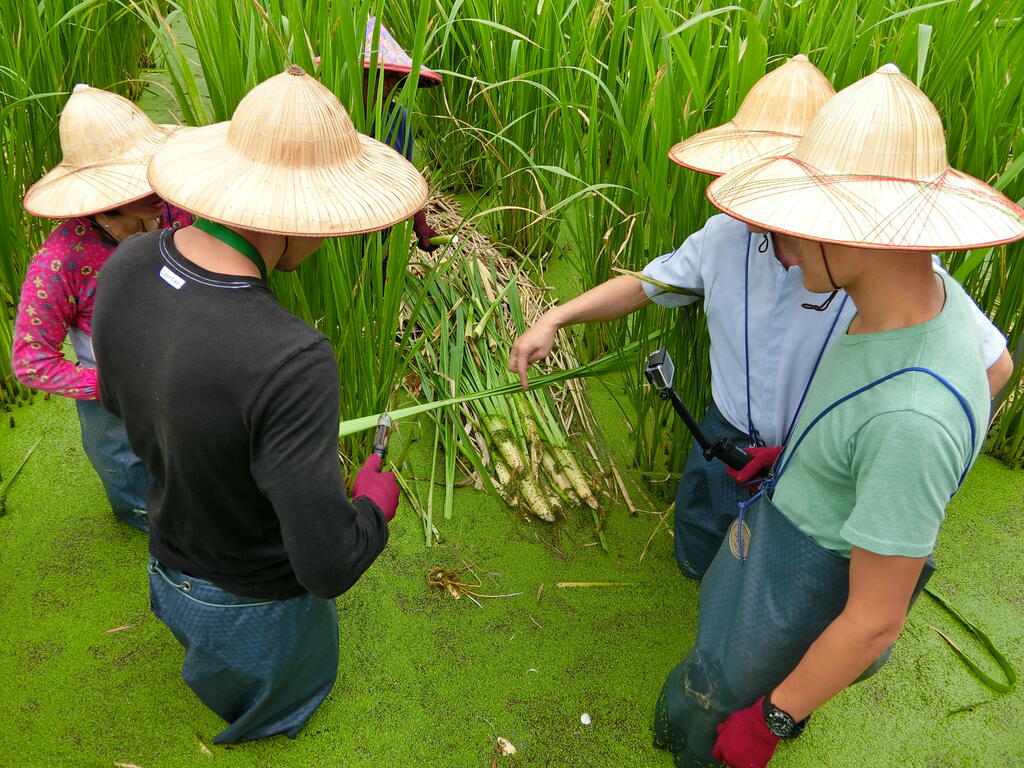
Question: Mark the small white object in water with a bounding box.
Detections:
[580,713,592,726]
[496,737,517,755]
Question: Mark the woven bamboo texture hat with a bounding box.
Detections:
[148,66,428,236]
[669,55,834,176]
[707,64,1024,250]
[23,84,178,218]
[364,16,441,87]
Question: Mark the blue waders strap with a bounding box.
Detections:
[775,366,977,489]
[743,233,766,447]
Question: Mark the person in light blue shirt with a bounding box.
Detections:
[508,57,1012,580]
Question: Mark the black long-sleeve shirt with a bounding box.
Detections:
[93,228,388,600]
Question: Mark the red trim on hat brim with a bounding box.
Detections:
[363,59,442,87]
[706,184,1024,252]
[667,150,723,177]
[705,159,1024,252]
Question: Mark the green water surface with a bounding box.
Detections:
[0,393,1021,767]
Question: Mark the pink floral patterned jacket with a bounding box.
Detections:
[12,205,193,399]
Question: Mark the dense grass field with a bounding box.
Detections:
[3,1,1024,478]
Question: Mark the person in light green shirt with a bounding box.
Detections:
[773,269,989,559]
[653,64,1024,768]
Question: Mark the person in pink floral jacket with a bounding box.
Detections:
[14,84,192,531]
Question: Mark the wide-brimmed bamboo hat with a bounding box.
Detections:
[23,84,179,218]
[148,66,428,236]
[364,16,441,88]
[707,64,1024,250]
[669,55,834,176]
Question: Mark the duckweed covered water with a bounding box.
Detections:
[0,394,1021,767]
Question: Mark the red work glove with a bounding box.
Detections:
[413,209,441,252]
[712,697,780,768]
[727,445,783,492]
[352,454,400,522]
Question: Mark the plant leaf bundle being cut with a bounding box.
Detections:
[405,195,613,544]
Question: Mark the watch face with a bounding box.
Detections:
[762,697,808,738]
[765,707,796,738]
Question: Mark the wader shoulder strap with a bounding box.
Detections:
[743,231,765,447]
[774,366,978,492]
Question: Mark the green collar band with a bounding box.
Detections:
[193,218,267,281]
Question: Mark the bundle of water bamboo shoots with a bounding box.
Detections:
[405,195,619,543]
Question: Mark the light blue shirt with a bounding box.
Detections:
[642,214,1005,446]
[69,327,95,369]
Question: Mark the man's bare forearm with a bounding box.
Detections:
[770,548,925,721]
[769,610,901,721]
[543,275,651,329]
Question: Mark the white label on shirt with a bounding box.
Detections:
[159,265,185,290]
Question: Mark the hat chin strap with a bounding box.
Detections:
[801,243,841,312]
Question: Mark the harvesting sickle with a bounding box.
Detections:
[372,413,392,463]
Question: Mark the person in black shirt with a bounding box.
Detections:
[92,66,429,743]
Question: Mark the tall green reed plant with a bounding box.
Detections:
[382,0,1024,479]
[19,0,1019,479]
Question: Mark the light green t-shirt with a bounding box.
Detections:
[772,272,990,558]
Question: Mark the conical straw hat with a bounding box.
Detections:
[707,64,1024,250]
[364,16,441,87]
[148,66,428,236]
[669,55,834,176]
[23,84,179,218]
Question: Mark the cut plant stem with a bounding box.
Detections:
[555,581,643,588]
[0,436,42,516]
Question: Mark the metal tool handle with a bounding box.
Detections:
[372,413,392,464]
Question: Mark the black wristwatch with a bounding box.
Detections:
[762,696,808,739]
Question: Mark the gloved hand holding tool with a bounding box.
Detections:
[353,414,399,522]
[726,445,784,492]
[413,210,443,252]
